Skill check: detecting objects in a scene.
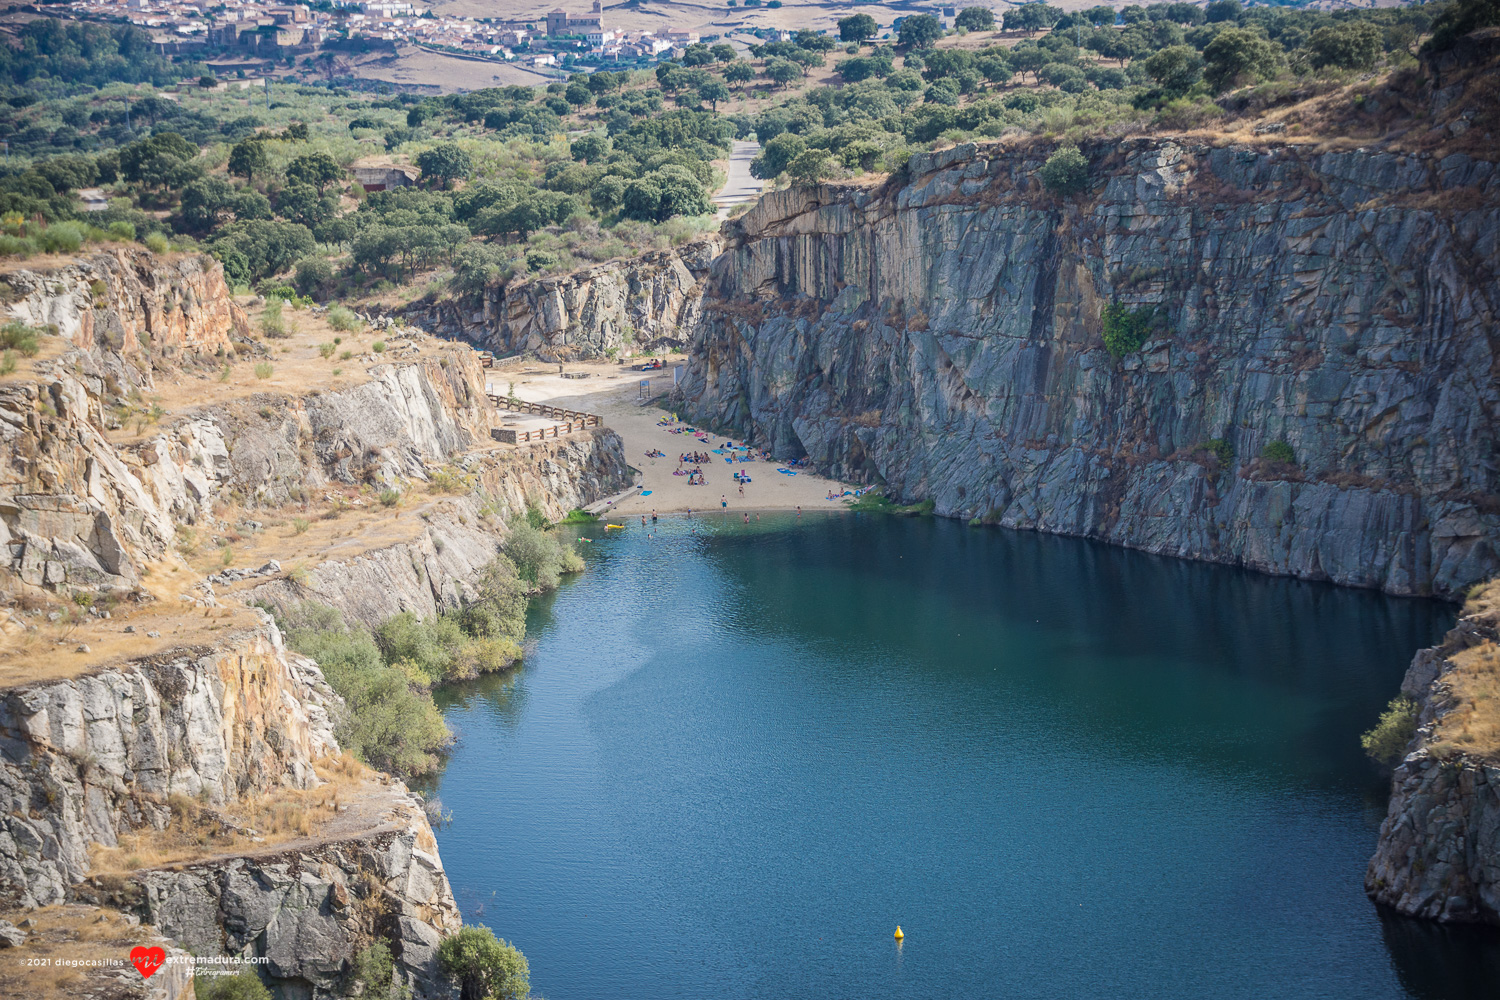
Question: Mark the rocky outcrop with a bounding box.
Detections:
[4,247,246,383]
[404,237,721,360]
[0,619,337,909]
[111,790,461,1000]
[681,139,1500,597]
[1367,591,1500,923]
[243,431,628,628]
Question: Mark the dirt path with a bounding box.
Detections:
[497,361,856,517]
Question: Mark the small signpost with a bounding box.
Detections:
[639,378,651,401]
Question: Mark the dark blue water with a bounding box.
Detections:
[429,515,1500,999]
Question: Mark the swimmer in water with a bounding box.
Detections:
[651,509,657,522]
[743,512,749,523]
[796,505,801,517]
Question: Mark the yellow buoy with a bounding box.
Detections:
[894,926,904,940]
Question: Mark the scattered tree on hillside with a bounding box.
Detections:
[838,13,878,42]
[1306,21,1382,70]
[1142,44,1203,96]
[955,7,995,31]
[416,143,473,189]
[1202,27,1282,92]
[285,151,343,194]
[698,80,729,110]
[227,139,268,184]
[898,14,944,49]
[724,60,755,87]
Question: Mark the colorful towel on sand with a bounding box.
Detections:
[777,468,798,475]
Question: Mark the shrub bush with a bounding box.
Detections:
[1038,145,1089,196]
[196,970,272,1000]
[0,322,43,357]
[144,231,170,254]
[1100,303,1162,357]
[38,221,84,254]
[327,305,363,332]
[1361,696,1418,766]
[1201,438,1233,466]
[254,361,273,379]
[1260,440,1296,465]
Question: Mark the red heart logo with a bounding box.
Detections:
[130,946,166,979]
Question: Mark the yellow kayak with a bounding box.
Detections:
[604,523,625,530]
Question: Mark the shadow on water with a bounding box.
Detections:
[1381,909,1500,1000]
[706,515,1454,790]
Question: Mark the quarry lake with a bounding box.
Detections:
[428,514,1500,1000]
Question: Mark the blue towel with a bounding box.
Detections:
[641,490,652,496]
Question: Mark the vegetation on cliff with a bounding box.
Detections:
[274,510,585,778]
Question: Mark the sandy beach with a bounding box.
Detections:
[493,359,855,517]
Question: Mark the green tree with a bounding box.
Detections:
[1204,0,1241,22]
[227,139,268,184]
[1142,44,1203,96]
[724,60,755,87]
[839,13,878,42]
[749,132,807,179]
[1202,27,1281,92]
[565,81,592,107]
[178,176,239,233]
[277,182,336,228]
[1425,0,1500,53]
[786,149,832,185]
[590,174,626,212]
[1038,145,1089,196]
[1306,21,1383,71]
[764,57,802,88]
[571,134,610,164]
[711,43,736,62]
[698,80,729,110]
[416,143,473,189]
[438,927,529,1000]
[898,14,943,48]
[955,6,995,31]
[285,152,343,194]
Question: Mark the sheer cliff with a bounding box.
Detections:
[1368,583,1500,924]
[679,139,1500,597]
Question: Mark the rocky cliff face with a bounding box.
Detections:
[244,432,627,628]
[1367,590,1500,924]
[404,237,720,360]
[681,139,1500,597]
[92,783,462,1000]
[0,248,629,996]
[4,247,245,383]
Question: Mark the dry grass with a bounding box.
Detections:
[101,299,460,448]
[0,904,153,1000]
[1428,580,1500,762]
[0,583,258,691]
[89,755,376,876]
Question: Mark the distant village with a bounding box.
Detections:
[54,0,771,75]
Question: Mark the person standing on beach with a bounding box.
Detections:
[796,505,801,517]
[721,494,727,510]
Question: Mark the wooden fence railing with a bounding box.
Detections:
[487,394,603,443]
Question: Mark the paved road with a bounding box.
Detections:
[713,140,763,215]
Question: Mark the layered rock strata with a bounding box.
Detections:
[680,140,1500,597]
